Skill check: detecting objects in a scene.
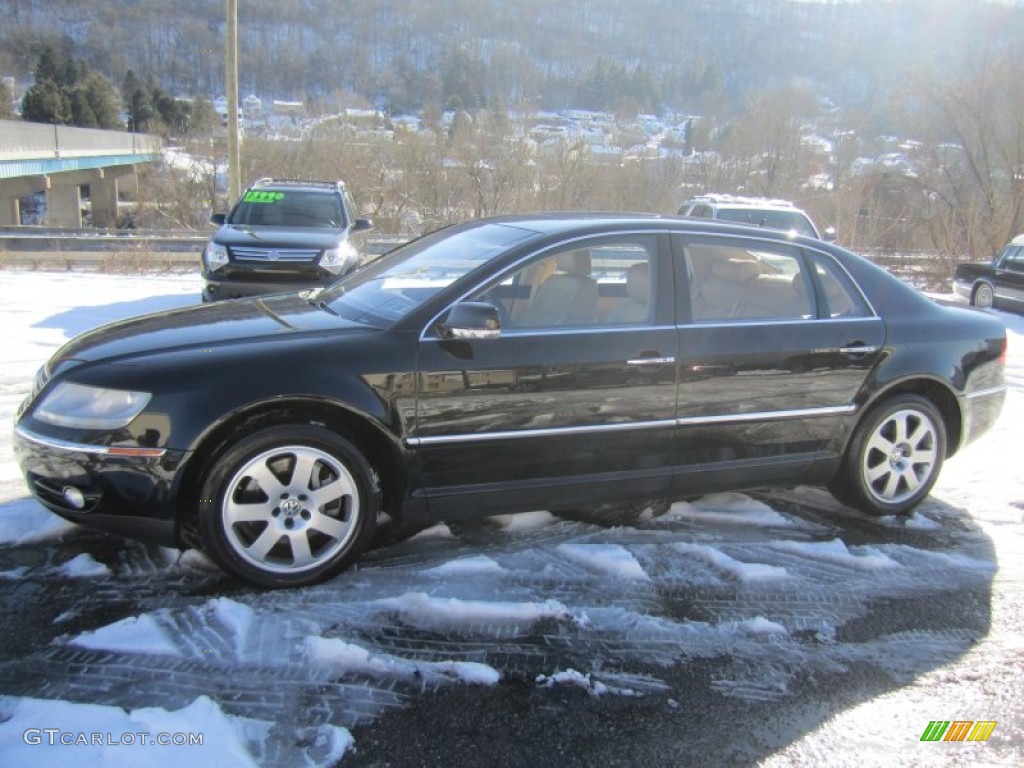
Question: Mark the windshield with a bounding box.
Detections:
[717,208,818,239]
[229,189,345,228]
[317,222,538,327]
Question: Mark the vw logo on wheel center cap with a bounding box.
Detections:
[281,498,302,516]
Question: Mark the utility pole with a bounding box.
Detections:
[226,0,241,201]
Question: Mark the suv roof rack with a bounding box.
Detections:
[687,193,798,208]
[250,178,346,190]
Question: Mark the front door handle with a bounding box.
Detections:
[626,356,676,366]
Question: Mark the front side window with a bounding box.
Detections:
[470,237,658,329]
[685,241,813,322]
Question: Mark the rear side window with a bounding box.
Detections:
[684,241,813,322]
[807,252,872,318]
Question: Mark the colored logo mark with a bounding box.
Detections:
[920,720,997,742]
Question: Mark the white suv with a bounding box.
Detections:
[677,194,832,241]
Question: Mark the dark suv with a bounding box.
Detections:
[201,178,374,301]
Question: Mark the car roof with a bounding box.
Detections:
[454,212,825,246]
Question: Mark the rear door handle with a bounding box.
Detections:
[839,341,878,358]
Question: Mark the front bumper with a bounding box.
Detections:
[202,274,328,302]
[13,424,186,547]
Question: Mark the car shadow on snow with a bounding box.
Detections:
[0,488,999,767]
[32,291,200,340]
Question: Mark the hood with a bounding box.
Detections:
[213,224,345,250]
[51,292,370,366]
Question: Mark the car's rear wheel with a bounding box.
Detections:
[829,394,946,516]
[198,426,378,587]
[972,282,994,309]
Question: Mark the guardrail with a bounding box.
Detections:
[0,120,162,163]
[0,226,409,268]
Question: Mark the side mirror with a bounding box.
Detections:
[822,226,837,243]
[210,213,227,225]
[353,217,374,232]
[438,301,501,340]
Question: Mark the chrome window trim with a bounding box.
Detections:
[14,424,166,458]
[406,404,855,447]
[481,324,677,339]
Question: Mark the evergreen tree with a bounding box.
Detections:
[20,45,122,128]
[0,79,17,120]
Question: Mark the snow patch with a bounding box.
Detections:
[208,598,255,656]
[304,636,500,685]
[0,694,263,767]
[0,499,74,545]
[491,510,557,530]
[770,538,900,570]
[70,613,182,657]
[556,543,649,580]
[57,553,111,578]
[673,542,788,582]
[371,591,576,628]
[408,522,455,540]
[664,493,795,527]
[425,555,506,577]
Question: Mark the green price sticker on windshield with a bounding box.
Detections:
[243,191,285,203]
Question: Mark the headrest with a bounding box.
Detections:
[556,250,592,276]
[626,262,650,301]
[711,258,759,283]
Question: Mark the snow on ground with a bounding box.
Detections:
[0,274,1021,766]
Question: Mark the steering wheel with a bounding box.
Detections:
[480,289,512,328]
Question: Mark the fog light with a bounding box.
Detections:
[62,486,86,510]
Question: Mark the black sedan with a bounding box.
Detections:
[14,215,1008,587]
[954,233,1024,312]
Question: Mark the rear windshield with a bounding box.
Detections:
[229,190,346,228]
[716,208,818,239]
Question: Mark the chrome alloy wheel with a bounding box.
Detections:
[861,408,939,505]
[221,445,360,574]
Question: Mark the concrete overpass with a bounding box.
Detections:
[0,119,162,227]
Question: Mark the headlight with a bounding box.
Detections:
[203,241,229,271]
[321,243,356,275]
[34,382,152,430]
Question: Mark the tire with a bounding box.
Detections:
[198,425,379,588]
[829,394,946,516]
[972,282,994,309]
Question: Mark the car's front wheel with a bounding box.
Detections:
[972,282,995,309]
[830,394,946,516]
[198,426,379,587]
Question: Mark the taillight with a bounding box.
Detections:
[998,336,1007,366]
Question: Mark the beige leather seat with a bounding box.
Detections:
[606,262,651,323]
[518,251,599,327]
